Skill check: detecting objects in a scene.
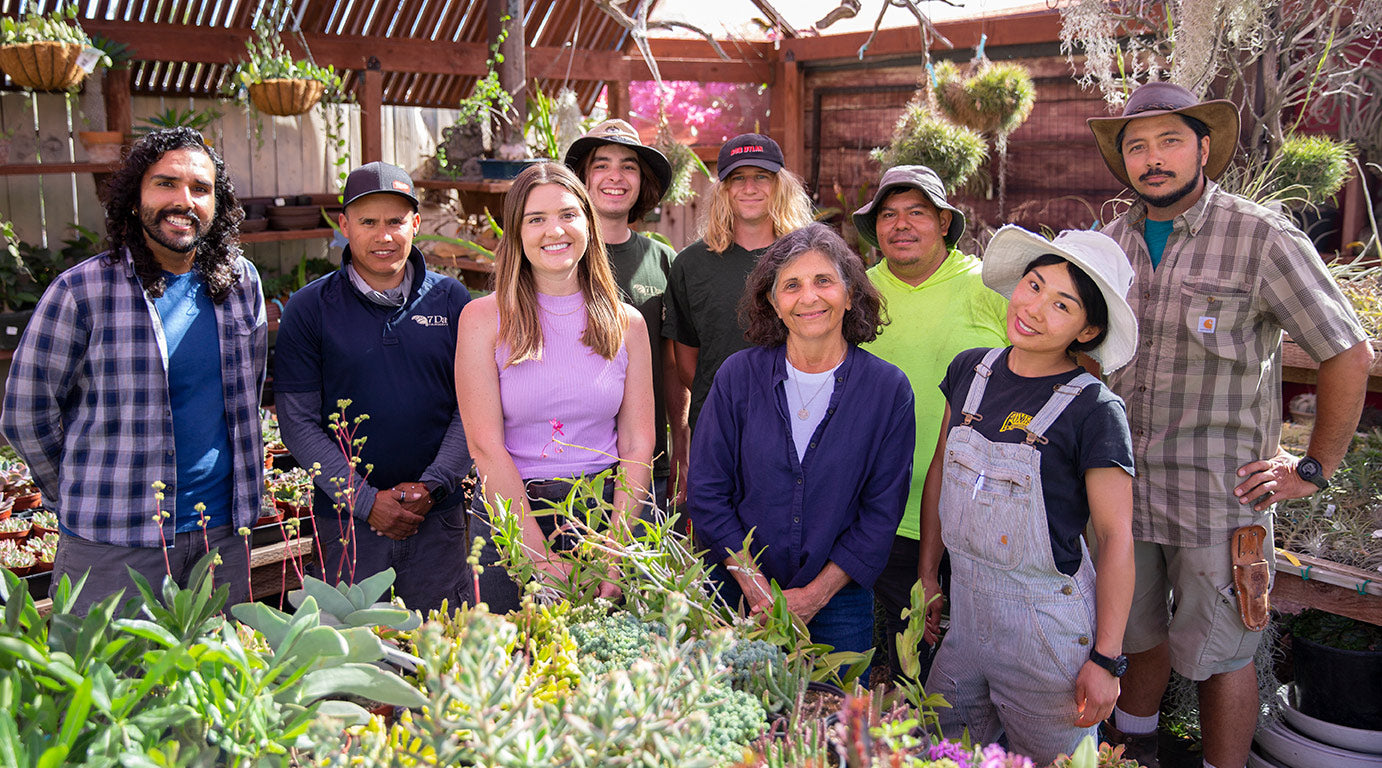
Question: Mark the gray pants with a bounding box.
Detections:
[51,524,250,615]
[311,499,473,614]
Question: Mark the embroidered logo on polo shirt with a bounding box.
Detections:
[411,315,449,327]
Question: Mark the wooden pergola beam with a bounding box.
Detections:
[778,9,1063,62]
[79,20,766,83]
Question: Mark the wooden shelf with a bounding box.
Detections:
[414,178,513,192]
[0,162,121,176]
[239,227,336,244]
[1281,338,1382,392]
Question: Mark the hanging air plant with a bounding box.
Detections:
[934,59,1036,136]
[655,121,712,206]
[871,102,988,192]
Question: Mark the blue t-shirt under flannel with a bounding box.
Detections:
[1143,218,1174,269]
[155,271,234,532]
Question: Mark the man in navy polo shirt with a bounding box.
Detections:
[274,161,473,612]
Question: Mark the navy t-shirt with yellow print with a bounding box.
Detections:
[939,347,1134,575]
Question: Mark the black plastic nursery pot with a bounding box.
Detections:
[0,309,33,350]
[1292,633,1382,730]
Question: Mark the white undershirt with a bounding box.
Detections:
[784,358,840,461]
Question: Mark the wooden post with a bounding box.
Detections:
[488,0,526,156]
[1338,174,1365,254]
[769,51,804,178]
[103,66,131,137]
[607,80,628,122]
[360,57,384,165]
[780,52,803,179]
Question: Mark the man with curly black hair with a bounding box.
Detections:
[1,127,267,614]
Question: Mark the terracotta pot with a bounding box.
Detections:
[11,492,41,511]
[248,78,325,117]
[3,561,35,577]
[0,504,9,522]
[0,41,88,91]
[0,525,28,540]
[256,511,284,526]
[77,131,125,164]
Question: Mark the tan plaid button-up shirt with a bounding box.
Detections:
[1103,181,1366,547]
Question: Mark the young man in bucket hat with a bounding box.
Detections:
[663,133,813,435]
[565,119,690,508]
[274,161,474,612]
[852,165,1008,684]
[1089,81,1373,768]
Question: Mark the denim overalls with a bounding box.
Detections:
[925,348,1101,764]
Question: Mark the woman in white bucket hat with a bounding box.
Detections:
[917,225,1139,764]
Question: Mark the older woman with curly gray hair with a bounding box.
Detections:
[688,223,916,672]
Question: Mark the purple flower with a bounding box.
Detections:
[979,743,1034,768]
[928,740,973,767]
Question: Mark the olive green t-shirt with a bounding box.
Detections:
[607,232,676,477]
[663,239,766,432]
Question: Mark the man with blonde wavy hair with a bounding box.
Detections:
[664,133,813,434]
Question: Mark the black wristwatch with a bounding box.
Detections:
[1295,455,1329,492]
[424,480,449,506]
[1089,649,1128,678]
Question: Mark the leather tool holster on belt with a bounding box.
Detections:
[1232,524,1271,631]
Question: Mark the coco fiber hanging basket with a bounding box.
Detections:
[248,78,326,117]
[0,41,87,91]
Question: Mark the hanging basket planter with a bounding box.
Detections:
[248,78,325,117]
[0,41,88,92]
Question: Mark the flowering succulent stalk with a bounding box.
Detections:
[152,480,172,580]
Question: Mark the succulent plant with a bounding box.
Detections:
[0,517,31,534]
[30,510,57,530]
[1,548,36,569]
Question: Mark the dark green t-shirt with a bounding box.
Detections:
[607,232,676,477]
[663,239,765,431]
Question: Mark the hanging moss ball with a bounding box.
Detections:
[1273,134,1355,206]
[935,60,1037,136]
[871,102,989,192]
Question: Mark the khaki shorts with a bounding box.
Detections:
[1124,515,1275,681]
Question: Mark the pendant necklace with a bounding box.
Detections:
[790,349,846,420]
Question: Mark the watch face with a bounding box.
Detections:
[1113,655,1129,677]
[1298,456,1322,480]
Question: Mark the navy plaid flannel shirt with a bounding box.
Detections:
[1,249,268,548]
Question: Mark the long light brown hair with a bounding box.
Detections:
[494,162,626,366]
[701,167,813,253]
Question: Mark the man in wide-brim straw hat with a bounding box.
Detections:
[1089,81,1375,768]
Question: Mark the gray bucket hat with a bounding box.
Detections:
[853,165,965,250]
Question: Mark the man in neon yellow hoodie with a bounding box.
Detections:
[855,165,1008,682]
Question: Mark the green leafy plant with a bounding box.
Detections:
[934,59,1037,136]
[0,553,426,766]
[0,219,36,312]
[0,3,99,49]
[133,105,223,137]
[221,0,350,189]
[1271,134,1355,207]
[871,102,989,192]
[1291,608,1382,652]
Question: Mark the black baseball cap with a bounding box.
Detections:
[717,133,785,181]
[342,161,419,210]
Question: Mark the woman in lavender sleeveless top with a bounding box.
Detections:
[456,162,655,612]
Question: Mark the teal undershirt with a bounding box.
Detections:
[155,271,234,533]
[1143,218,1174,269]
